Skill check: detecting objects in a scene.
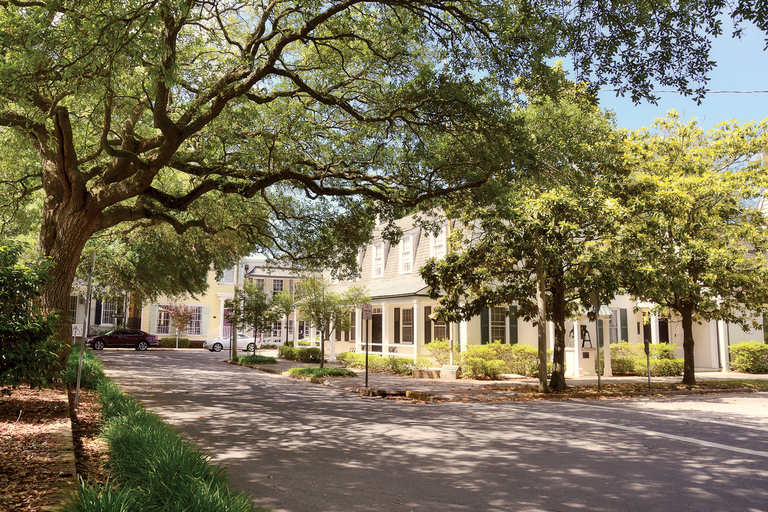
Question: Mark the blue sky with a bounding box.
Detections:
[594,26,768,131]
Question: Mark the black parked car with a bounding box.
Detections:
[85,329,159,351]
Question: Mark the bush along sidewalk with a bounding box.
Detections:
[61,352,263,512]
[729,341,768,373]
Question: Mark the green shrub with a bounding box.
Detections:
[158,337,190,348]
[463,358,507,379]
[278,345,297,359]
[238,355,278,365]
[386,357,413,376]
[634,358,684,376]
[650,343,679,359]
[414,357,434,369]
[63,348,105,388]
[729,341,768,374]
[426,339,455,366]
[284,341,294,347]
[297,340,311,347]
[501,344,538,376]
[289,367,357,378]
[297,347,322,363]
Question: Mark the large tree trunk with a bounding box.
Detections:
[39,205,97,368]
[549,282,567,391]
[680,304,696,385]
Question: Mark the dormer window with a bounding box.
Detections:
[372,243,384,278]
[430,224,447,259]
[399,235,413,274]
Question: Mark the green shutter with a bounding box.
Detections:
[509,305,518,344]
[480,308,489,344]
[148,304,157,335]
[394,308,400,344]
[620,308,629,343]
[764,313,768,343]
[201,306,210,337]
[424,306,432,345]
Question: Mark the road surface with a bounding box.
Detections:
[97,350,768,512]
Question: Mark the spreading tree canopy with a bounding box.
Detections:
[421,74,626,391]
[0,0,764,366]
[620,113,768,385]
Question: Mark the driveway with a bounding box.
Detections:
[97,350,768,512]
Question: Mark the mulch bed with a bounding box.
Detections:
[0,385,107,512]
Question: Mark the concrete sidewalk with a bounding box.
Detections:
[232,350,768,401]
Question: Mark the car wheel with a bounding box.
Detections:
[212,343,223,352]
[93,340,105,350]
[137,340,149,351]
[246,343,255,352]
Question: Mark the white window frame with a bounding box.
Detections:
[273,279,284,296]
[490,306,506,343]
[430,224,447,259]
[402,308,413,343]
[68,295,78,323]
[399,235,413,274]
[218,266,236,284]
[433,318,448,340]
[372,243,384,278]
[101,300,116,325]
[156,304,171,335]
[187,306,203,335]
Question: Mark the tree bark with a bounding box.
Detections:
[680,304,696,385]
[39,205,99,368]
[549,281,567,391]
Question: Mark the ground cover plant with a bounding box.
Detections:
[238,354,278,365]
[288,367,357,378]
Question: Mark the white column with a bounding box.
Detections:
[572,319,582,378]
[413,300,421,359]
[459,320,468,353]
[718,320,729,372]
[602,317,612,377]
[355,308,362,353]
[547,321,555,350]
[651,314,659,344]
[381,303,388,352]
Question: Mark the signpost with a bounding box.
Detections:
[362,304,372,388]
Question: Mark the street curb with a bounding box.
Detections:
[44,390,78,512]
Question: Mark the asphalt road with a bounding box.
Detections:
[96,350,768,512]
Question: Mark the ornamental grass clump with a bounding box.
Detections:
[88,379,259,512]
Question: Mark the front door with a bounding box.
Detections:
[371,313,382,352]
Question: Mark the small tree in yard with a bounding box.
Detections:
[0,243,62,393]
[295,277,369,368]
[163,303,195,334]
[271,289,295,344]
[225,281,280,354]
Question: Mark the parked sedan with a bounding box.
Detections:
[203,333,261,353]
[86,329,159,351]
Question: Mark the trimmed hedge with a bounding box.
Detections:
[158,337,190,348]
[238,354,278,365]
[729,341,768,374]
[278,346,322,363]
[600,342,683,376]
[288,367,357,378]
[335,352,416,376]
[463,358,506,380]
[462,343,554,378]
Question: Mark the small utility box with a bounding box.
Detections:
[581,347,597,376]
[440,365,461,380]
